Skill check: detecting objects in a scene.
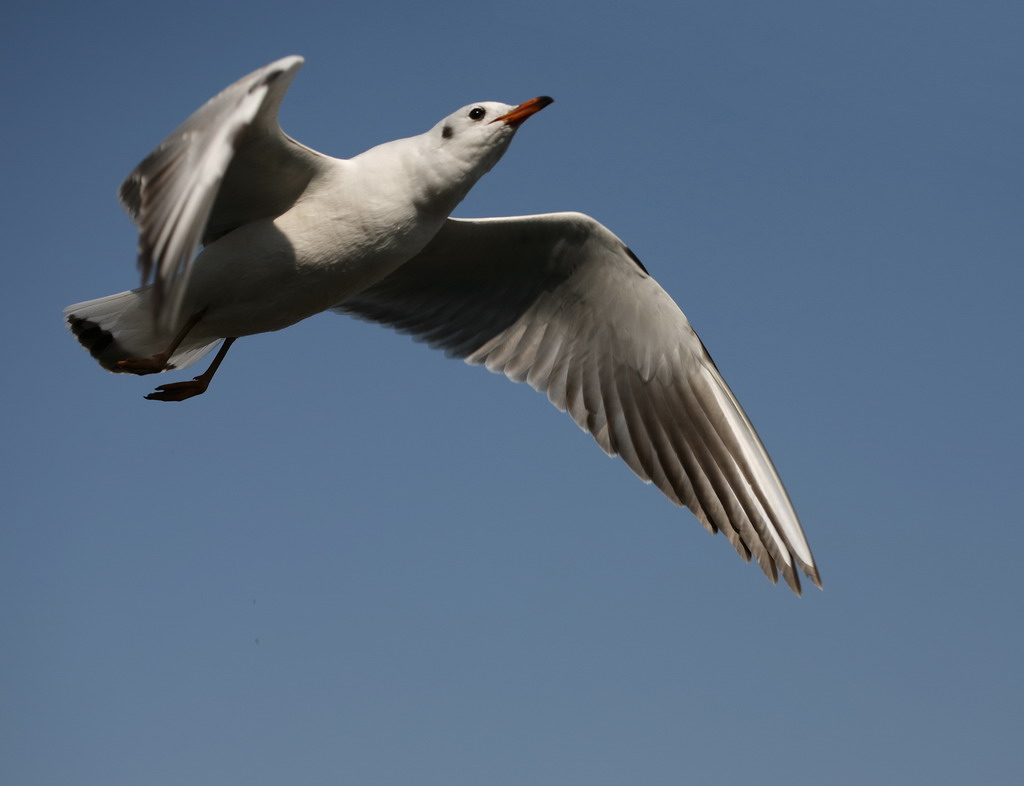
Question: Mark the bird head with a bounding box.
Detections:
[431,96,554,172]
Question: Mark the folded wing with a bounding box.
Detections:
[335,212,820,592]
[118,55,328,329]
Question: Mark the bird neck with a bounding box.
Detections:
[354,134,505,220]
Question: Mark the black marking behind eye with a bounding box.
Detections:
[442,124,453,139]
[468,107,486,120]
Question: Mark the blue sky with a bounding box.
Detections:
[3,1,1023,783]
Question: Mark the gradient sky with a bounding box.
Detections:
[3,2,1023,784]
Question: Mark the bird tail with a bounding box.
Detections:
[64,289,216,372]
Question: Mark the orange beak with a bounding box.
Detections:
[492,96,554,126]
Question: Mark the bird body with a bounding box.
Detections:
[65,56,821,592]
[68,59,529,368]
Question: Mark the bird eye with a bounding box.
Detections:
[468,107,486,121]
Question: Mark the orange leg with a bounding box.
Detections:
[117,309,207,375]
[143,337,237,402]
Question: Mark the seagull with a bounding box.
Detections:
[65,55,820,593]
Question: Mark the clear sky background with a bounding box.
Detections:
[3,1,1022,784]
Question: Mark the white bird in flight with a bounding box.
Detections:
[65,56,820,593]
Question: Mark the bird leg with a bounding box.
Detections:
[144,338,237,402]
[117,309,207,375]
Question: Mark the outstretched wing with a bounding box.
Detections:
[335,212,820,593]
[119,55,329,329]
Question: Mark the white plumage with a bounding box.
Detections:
[65,56,820,592]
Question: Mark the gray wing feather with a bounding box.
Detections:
[335,212,820,592]
[119,55,326,329]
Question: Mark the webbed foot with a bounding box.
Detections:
[141,337,236,403]
[144,377,210,402]
[117,355,173,375]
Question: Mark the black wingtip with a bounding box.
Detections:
[67,314,129,372]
